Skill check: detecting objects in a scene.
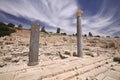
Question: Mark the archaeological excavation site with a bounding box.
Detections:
[0,10,120,80]
[0,0,120,80]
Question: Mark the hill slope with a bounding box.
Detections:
[0,30,120,80]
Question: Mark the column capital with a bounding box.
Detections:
[76,10,83,17]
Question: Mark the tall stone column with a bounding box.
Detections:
[28,22,40,66]
[76,10,83,57]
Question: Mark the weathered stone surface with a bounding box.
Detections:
[4,41,14,45]
[0,41,3,45]
[76,10,83,57]
[85,52,98,57]
[112,65,120,72]
[104,70,120,80]
[0,19,120,80]
[113,57,120,62]
[28,22,40,66]
[0,72,15,80]
[0,62,7,67]
[11,57,20,63]
[3,56,12,62]
[0,55,119,80]
[58,52,68,59]
[103,76,116,80]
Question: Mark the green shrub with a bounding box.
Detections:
[0,22,6,26]
[94,35,100,37]
[61,33,67,35]
[114,36,119,38]
[106,36,110,38]
[0,22,16,37]
[7,23,15,28]
[17,24,23,30]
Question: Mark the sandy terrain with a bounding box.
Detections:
[0,30,120,80]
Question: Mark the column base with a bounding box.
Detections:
[28,62,38,66]
[78,55,83,57]
[78,54,83,57]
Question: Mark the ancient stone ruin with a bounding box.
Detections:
[0,10,120,80]
[76,10,83,57]
[27,10,83,66]
[28,22,40,66]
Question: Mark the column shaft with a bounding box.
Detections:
[77,12,83,57]
[28,23,40,66]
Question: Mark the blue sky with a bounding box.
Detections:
[0,0,120,36]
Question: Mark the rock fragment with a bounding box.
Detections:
[0,62,7,67]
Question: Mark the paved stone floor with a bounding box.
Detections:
[0,55,120,80]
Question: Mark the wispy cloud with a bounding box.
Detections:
[82,0,120,36]
[0,0,119,36]
[0,11,31,29]
[0,0,78,33]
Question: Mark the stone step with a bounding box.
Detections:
[111,64,120,72]
[0,56,111,80]
[95,62,119,80]
[42,58,112,80]
[80,66,108,80]
[69,62,118,80]
[103,70,120,80]
[95,73,106,80]
[0,72,15,80]
[103,76,116,80]
[0,57,78,73]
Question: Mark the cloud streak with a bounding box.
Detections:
[0,0,78,33]
[82,0,120,36]
[0,0,120,36]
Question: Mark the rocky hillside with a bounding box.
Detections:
[0,30,120,80]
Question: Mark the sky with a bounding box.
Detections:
[0,0,120,36]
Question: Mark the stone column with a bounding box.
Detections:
[76,10,83,57]
[28,22,40,66]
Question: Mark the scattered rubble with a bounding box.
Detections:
[113,57,120,63]
[3,56,12,62]
[0,62,7,67]
[0,30,120,80]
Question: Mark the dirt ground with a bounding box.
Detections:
[0,30,120,80]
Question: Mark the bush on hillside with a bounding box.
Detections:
[61,33,67,35]
[0,22,16,37]
[114,36,119,38]
[106,36,110,38]
[7,23,15,28]
[94,35,100,37]
[0,22,6,26]
[17,24,23,30]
